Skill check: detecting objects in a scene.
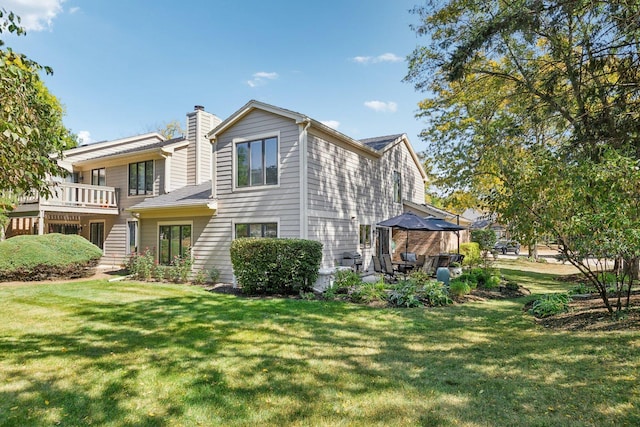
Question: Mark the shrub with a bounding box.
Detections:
[192,268,208,285]
[459,242,481,267]
[421,280,452,306]
[388,280,423,308]
[208,267,220,284]
[449,279,471,297]
[568,282,594,295]
[505,280,519,291]
[230,238,322,295]
[485,275,501,289]
[528,293,571,318]
[165,252,193,283]
[126,249,155,281]
[348,280,387,304]
[0,234,102,281]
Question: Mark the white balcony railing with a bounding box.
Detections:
[18,183,119,211]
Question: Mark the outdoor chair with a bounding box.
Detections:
[421,257,435,276]
[372,255,384,274]
[381,254,398,281]
[400,252,417,263]
[415,254,426,268]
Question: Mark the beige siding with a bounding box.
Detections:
[197,109,302,282]
[186,110,222,185]
[171,146,188,190]
[306,130,425,269]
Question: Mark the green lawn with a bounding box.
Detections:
[1,269,639,426]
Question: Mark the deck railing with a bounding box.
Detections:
[18,183,119,209]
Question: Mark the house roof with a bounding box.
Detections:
[128,181,213,212]
[208,100,427,180]
[73,137,187,164]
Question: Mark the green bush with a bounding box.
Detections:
[0,233,102,281]
[348,280,387,304]
[421,280,452,306]
[388,280,423,308]
[230,238,322,295]
[459,242,481,267]
[528,293,571,318]
[126,248,155,281]
[449,279,472,297]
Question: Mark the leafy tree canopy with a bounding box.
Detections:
[0,9,75,198]
[406,0,640,312]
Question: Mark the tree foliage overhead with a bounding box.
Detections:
[0,9,75,197]
[406,0,640,312]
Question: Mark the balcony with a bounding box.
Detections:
[14,182,120,215]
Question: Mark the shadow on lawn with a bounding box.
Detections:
[1,283,639,426]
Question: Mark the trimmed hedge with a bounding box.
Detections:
[230,238,323,295]
[0,233,103,281]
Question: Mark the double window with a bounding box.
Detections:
[235,222,278,238]
[91,168,106,186]
[129,160,154,196]
[236,137,278,188]
[159,224,191,265]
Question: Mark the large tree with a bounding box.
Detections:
[0,9,74,198]
[406,0,640,312]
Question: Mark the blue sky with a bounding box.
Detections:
[4,0,430,152]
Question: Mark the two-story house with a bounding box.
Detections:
[7,100,431,283]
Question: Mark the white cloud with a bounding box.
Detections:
[77,130,93,145]
[69,6,79,14]
[351,53,403,64]
[4,0,66,31]
[320,120,340,130]
[364,101,398,113]
[247,71,279,87]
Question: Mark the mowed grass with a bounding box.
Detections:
[1,269,639,426]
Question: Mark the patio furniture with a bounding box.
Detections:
[381,254,398,281]
[421,257,436,276]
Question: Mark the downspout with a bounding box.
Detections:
[210,136,218,200]
[298,118,311,239]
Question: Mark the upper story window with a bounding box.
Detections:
[393,171,402,203]
[129,160,154,196]
[236,137,278,188]
[91,168,106,186]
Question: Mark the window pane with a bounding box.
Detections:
[137,163,145,194]
[145,161,154,194]
[250,140,263,186]
[249,224,262,237]
[235,224,248,238]
[237,143,250,187]
[159,226,170,264]
[264,223,277,237]
[129,164,137,195]
[265,137,278,185]
[128,221,137,254]
[181,225,191,257]
[170,226,180,263]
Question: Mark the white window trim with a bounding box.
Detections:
[157,220,194,262]
[232,132,281,192]
[231,217,280,239]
